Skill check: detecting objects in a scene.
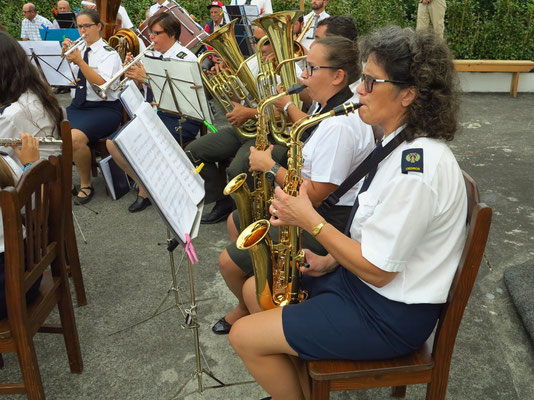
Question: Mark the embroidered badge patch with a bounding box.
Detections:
[104,45,114,51]
[401,148,423,174]
[176,51,187,59]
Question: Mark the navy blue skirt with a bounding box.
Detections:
[282,267,443,361]
[67,100,123,143]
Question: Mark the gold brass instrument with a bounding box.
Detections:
[296,13,318,43]
[62,34,87,56]
[92,43,155,99]
[224,83,306,235]
[0,137,62,146]
[108,28,140,61]
[96,0,122,40]
[237,101,362,310]
[197,19,261,138]
[253,11,306,145]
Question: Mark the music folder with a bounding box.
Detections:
[113,102,204,244]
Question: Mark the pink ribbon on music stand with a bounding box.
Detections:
[184,233,198,264]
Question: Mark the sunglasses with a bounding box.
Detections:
[361,73,411,93]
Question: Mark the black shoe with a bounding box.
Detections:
[212,317,232,335]
[74,186,95,205]
[72,184,80,196]
[201,198,233,224]
[128,195,151,212]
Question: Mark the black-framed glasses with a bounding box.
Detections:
[362,73,411,93]
[304,61,341,76]
[148,29,165,37]
[77,23,96,29]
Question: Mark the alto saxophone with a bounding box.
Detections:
[237,101,362,310]
[224,84,306,233]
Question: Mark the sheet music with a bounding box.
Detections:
[18,41,76,86]
[143,56,212,125]
[119,81,145,118]
[113,103,204,243]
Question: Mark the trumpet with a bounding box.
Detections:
[0,137,62,146]
[63,34,87,57]
[92,43,155,99]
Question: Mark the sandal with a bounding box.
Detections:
[71,184,80,196]
[74,186,94,205]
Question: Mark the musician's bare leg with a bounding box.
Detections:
[219,249,249,324]
[243,276,262,314]
[229,308,305,400]
[106,139,148,198]
[72,129,92,196]
[226,213,239,242]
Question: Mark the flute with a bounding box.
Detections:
[0,137,63,146]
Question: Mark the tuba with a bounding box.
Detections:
[108,28,140,61]
[197,19,261,138]
[253,11,306,145]
[236,101,362,310]
[95,0,121,40]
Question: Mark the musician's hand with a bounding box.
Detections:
[269,182,316,228]
[249,145,275,172]
[11,133,40,166]
[67,47,82,64]
[62,38,72,53]
[125,62,146,85]
[301,250,338,277]
[209,60,227,75]
[273,93,291,112]
[226,102,253,126]
[263,53,277,64]
[123,52,134,65]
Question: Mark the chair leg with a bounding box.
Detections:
[0,353,4,369]
[56,273,83,374]
[14,336,45,400]
[425,380,448,400]
[392,386,407,398]
[65,214,87,306]
[310,379,330,400]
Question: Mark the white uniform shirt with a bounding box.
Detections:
[149,0,170,17]
[230,0,273,16]
[21,14,53,41]
[52,19,60,29]
[301,93,374,206]
[117,5,134,29]
[349,127,468,304]
[156,41,197,61]
[0,90,61,166]
[70,38,122,102]
[0,155,22,252]
[300,10,330,50]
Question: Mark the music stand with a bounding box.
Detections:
[142,56,213,146]
[225,5,259,57]
[55,12,77,29]
[18,41,77,88]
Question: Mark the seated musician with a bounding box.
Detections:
[63,8,123,204]
[212,36,375,335]
[52,1,73,29]
[0,31,62,164]
[106,12,201,213]
[228,26,467,400]
[185,26,289,224]
[0,134,43,319]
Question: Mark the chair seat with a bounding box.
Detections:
[0,272,57,340]
[308,340,434,381]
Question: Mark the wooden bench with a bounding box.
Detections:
[453,60,534,97]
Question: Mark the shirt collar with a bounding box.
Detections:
[319,86,354,114]
[86,38,104,52]
[382,124,407,146]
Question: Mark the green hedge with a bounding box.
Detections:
[2,0,533,60]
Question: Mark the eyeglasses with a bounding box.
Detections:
[77,23,96,29]
[361,73,411,93]
[304,61,341,76]
[148,30,165,37]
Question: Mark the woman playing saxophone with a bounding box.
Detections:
[211,36,375,334]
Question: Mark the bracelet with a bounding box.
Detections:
[282,101,295,117]
[311,220,327,237]
[22,162,33,172]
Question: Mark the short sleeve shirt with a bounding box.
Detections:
[349,128,468,304]
[300,10,330,50]
[21,14,53,40]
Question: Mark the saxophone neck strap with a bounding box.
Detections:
[317,129,407,214]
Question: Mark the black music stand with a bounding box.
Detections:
[55,12,77,28]
[225,5,260,57]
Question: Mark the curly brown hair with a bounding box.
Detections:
[359,26,460,142]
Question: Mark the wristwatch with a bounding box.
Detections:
[265,162,281,182]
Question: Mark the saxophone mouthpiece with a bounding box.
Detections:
[287,83,307,95]
[332,102,362,116]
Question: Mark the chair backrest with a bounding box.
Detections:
[0,158,64,327]
[431,171,492,371]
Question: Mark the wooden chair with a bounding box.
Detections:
[307,171,493,400]
[60,120,88,306]
[0,158,83,399]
